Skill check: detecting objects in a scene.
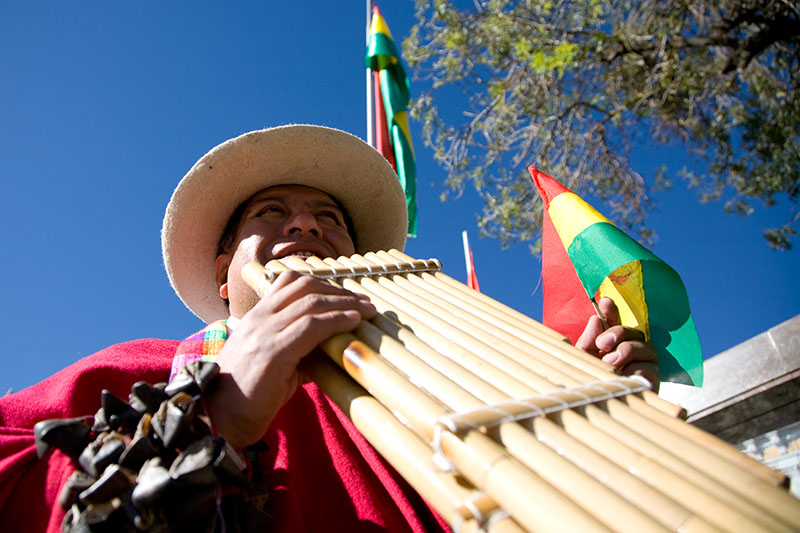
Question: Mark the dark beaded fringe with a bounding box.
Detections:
[34,362,271,532]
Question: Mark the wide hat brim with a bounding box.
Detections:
[162,124,408,323]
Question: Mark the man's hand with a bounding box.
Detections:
[206,270,376,448]
[575,297,660,391]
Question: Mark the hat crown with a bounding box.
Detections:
[162,125,407,322]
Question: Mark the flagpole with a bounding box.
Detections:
[366,0,374,146]
[589,297,610,330]
[462,230,471,277]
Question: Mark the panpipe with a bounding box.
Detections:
[241,250,800,533]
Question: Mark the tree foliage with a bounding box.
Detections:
[404,0,800,250]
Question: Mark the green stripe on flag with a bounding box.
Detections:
[392,126,417,235]
[567,222,660,296]
[569,222,703,386]
[378,67,410,117]
[366,33,401,67]
[641,261,704,385]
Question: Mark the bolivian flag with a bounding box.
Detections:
[365,5,417,237]
[530,166,703,386]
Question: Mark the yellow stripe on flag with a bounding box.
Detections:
[547,191,613,250]
[394,111,415,156]
[371,10,393,38]
[550,191,649,338]
[597,261,650,340]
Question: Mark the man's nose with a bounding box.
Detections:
[284,212,321,237]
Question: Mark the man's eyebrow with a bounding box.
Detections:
[308,199,343,210]
[243,195,287,212]
[245,195,343,213]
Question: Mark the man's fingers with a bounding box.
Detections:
[600,339,658,367]
[292,307,362,340]
[283,290,375,322]
[266,270,371,313]
[597,296,621,327]
[264,283,377,355]
[575,316,606,355]
[595,325,646,353]
[273,308,366,363]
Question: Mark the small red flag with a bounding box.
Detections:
[462,231,480,292]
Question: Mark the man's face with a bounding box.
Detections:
[215,184,356,317]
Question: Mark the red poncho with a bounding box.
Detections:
[0,339,447,531]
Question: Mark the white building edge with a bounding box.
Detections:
[660,313,800,498]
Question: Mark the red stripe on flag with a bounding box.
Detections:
[540,183,594,344]
[530,165,570,208]
[531,164,592,342]
[373,71,396,171]
[528,165,595,344]
[462,231,480,292]
[467,248,480,292]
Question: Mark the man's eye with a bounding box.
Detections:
[317,210,343,224]
[256,205,283,216]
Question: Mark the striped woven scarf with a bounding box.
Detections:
[169,319,229,381]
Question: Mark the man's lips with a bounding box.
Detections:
[268,241,334,261]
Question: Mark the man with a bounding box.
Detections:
[161,125,410,452]
[0,125,657,531]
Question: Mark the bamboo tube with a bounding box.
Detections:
[374,255,792,527]
[357,253,789,507]
[624,394,787,486]
[326,254,782,504]
[325,256,562,394]
[383,249,569,343]
[353,321,677,531]
[374,254,795,529]
[374,250,607,373]
[290,258,720,531]
[367,312,518,403]
[602,395,800,529]
[245,261,611,532]
[349,253,588,389]
[555,407,794,532]
[335,255,578,394]
[344,276,748,525]
[321,333,610,533]
[242,255,800,532]
[300,353,524,533]
[303,257,540,402]
[379,250,684,418]
[388,258,780,523]
[299,258,672,531]
[382,250,683,418]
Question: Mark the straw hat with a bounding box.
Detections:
[162,124,408,322]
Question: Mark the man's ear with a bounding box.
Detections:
[215,254,231,300]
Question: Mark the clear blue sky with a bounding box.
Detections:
[2,2,798,393]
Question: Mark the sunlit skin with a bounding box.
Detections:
[205,185,659,448]
[214,185,359,318]
[576,297,660,391]
[208,185,376,447]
